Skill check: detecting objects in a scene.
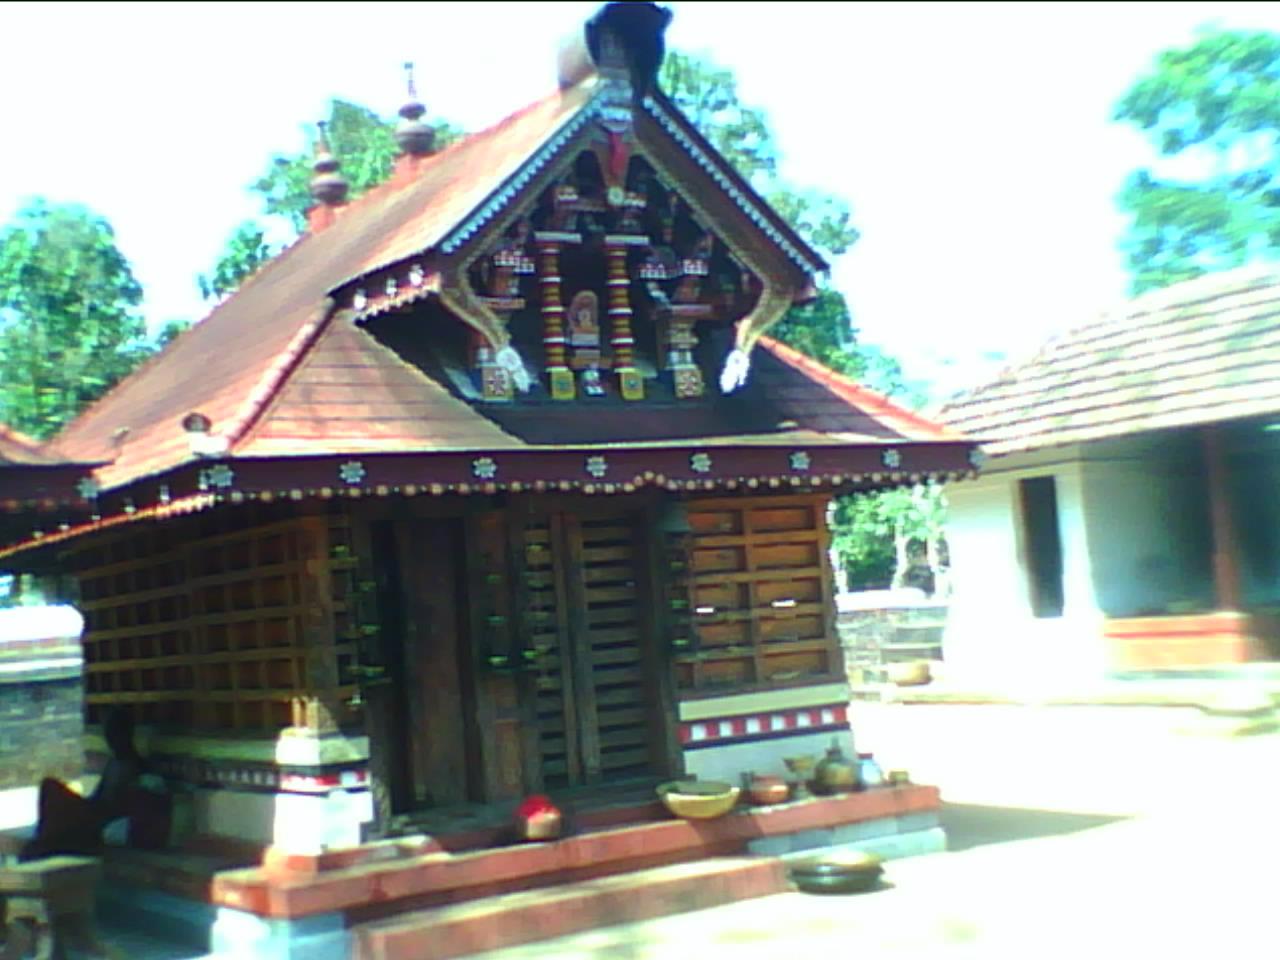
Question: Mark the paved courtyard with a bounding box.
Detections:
[69,699,1279,959]
[467,701,1280,959]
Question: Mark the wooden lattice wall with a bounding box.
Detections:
[75,506,356,733]
[675,494,839,693]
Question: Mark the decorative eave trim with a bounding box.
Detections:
[439,89,608,256]
[0,493,215,560]
[430,83,824,278]
[641,96,826,275]
[0,441,982,559]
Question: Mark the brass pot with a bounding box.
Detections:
[746,774,790,806]
[814,741,859,795]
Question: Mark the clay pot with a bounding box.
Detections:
[746,774,790,806]
[814,742,859,795]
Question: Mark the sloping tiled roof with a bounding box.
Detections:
[235,326,946,457]
[39,57,954,496]
[0,425,58,466]
[940,264,1280,455]
[49,81,597,489]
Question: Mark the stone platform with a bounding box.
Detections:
[80,785,943,959]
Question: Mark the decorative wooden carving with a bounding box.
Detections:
[536,234,574,400]
[604,237,643,400]
[566,290,605,396]
[479,220,534,311]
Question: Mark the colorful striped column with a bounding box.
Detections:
[536,234,574,400]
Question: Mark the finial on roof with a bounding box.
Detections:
[395,61,435,156]
[309,121,349,207]
[558,2,673,93]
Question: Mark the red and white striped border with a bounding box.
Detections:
[679,704,848,748]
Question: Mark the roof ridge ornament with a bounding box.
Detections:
[395,61,435,157]
[558,2,672,95]
[309,120,349,207]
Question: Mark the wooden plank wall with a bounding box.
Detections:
[73,504,356,735]
[676,493,839,695]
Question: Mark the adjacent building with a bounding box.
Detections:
[941,265,1280,681]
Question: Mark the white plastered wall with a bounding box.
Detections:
[942,450,1106,688]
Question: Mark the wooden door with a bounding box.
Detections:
[522,509,659,789]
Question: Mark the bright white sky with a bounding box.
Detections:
[3,1,1280,404]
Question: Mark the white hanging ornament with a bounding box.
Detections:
[719,348,752,394]
[495,345,532,393]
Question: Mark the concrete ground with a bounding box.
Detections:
[63,699,1280,959]
[467,702,1280,959]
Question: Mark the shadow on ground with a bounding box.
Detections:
[941,803,1128,852]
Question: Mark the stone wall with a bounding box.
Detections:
[837,592,947,683]
[0,607,85,790]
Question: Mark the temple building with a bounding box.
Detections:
[0,4,977,956]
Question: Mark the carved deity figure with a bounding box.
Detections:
[567,290,605,396]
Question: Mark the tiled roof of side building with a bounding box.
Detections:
[939,264,1280,455]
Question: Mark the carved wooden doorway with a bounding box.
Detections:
[520,506,666,790]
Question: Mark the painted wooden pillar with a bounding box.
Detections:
[1203,425,1242,611]
[536,235,574,400]
[296,514,342,733]
[605,237,643,400]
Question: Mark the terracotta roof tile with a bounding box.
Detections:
[234,324,956,458]
[36,69,961,494]
[0,425,59,466]
[49,82,595,489]
[941,264,1280,454]
[756,337,968,442]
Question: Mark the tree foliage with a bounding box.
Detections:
[1115,29,1280,294]
[198,99,463,301]
[831,484,949,593]
[659,51,859,260]
[0,200,150,439]
[254,99,463,235]
[660,51,941,591]
[199,221,274,302]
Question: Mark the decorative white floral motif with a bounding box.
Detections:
[353,289,368,311]
[75,476,99,500]
[200,464,235,490]
[789,451,811,472]
[409,264,425,287]
[690,452,713,474]
[882,448,902,470]
[472,457,498,480]
[385,277,398,297]
[339,461,366,485]
[158,484,171,505]
[123,499,136,516]
[585,455,608,479]
[969,448,988,469]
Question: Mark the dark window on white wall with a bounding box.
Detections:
[1019,476,1064,618]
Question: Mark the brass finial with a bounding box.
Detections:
[310,120,349,206]
[396,61,435,156]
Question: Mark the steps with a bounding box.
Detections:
[350,856,788,960]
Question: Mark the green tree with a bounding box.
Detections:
[199,221,274,302]
[661,51,942,592]
[660,51,859,260]
[255,99,464,235]
[832,484,949,593]
[0,200,150,439]
[199,99,463,300]
[1114,29,1280,294]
